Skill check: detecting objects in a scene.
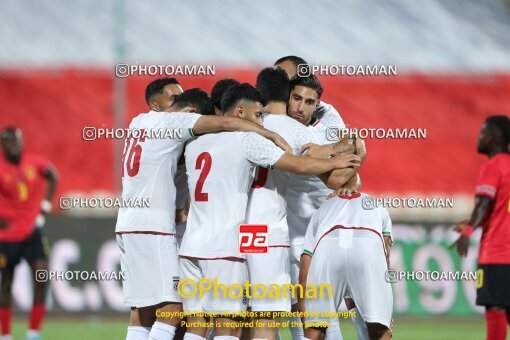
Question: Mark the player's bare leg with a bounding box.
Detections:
[184,315,210,338]
[251,316,279,340]
[148,302,182,339]
[0,268,14,339]
[130,306,156,327]
[304,326,326,340]
[290,303,305,339]
[27,259,48,340]
[365,323,391,340]
[215,316,241,338]
[126,306,155,340]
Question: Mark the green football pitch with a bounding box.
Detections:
[11,316,485,340]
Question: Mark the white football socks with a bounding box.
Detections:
[148,321,176,340]
[183,333,206,340]
[289,316,304,339]
[126,326,151,340]
[350,308,369,340]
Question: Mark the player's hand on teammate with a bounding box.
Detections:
[325,176,359,199]
[333,153,361,169]
[301,143,334,158]
[325,186,357,200]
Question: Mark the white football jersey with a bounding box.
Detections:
[286,101,346,246]
[115,110,200,234]
[302,193,392,256]
[246,114,317,246]
[179,132,285,259]
[310,101,346,144]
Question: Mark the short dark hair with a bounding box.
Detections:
[171,88,214,115]
[211,79,240,110]
[289,74,323,99]
[144,78,180,105]
[220,83,264,114]
[274,55,308,67]
[256,67,290,103]
[486,115,510,147]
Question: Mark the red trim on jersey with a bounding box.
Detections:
[337,192,361,200]
[475,185,497,199]
[312,119,321,127]
[313,225,387,257]
[179,255,245,262]
[115,231,174,236]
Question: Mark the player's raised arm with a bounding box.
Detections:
[275,153,360,175]
[166,87,292,153]
[241,131,360,176]
[319,138,367,190]
[192,115,292,153]
[300,137,357,158]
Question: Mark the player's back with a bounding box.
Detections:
[246,114,315,246]
[303,193,391,255]
[115,110,198,234]
[180,132,256,259]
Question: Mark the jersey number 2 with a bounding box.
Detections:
[195,152,212,201]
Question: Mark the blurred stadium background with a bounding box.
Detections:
[1,0,510,338]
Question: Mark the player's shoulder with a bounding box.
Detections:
[317,100,335,111]
[23,153,48,165]
[490,153,510,168]
[130,110,199,128]
[19,153,50,172]
[239,131,265,141]
[479,153,510,175]
[264,113,303,130]
[315,100,346,128]
[128,110,151,128]
[190,131,238,144]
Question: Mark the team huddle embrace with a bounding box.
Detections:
[115,56,394,340]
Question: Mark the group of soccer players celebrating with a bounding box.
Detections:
[115,55,396,340]
[0,57,507,340]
